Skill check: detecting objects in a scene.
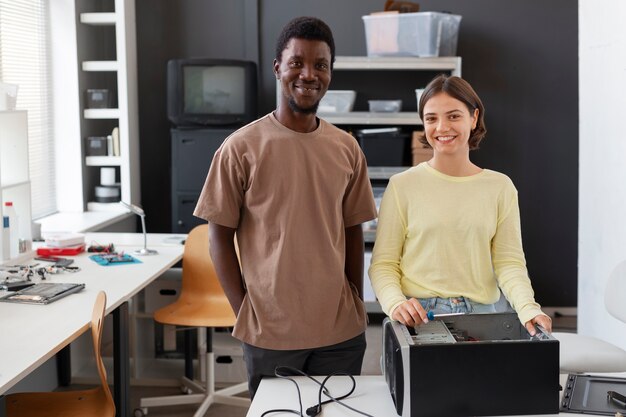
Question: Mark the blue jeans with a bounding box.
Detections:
[418,296,498,315]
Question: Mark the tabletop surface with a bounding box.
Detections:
[247,374,626,417]
[0,232,185,395]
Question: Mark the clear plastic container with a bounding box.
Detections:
[86,89,111,108]
[368,100,402,113]
[362,12,462,57]
[318,90,356,113]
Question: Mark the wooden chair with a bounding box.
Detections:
[137,224,249,416]
[5,291,115,417]
[553,259,626,373]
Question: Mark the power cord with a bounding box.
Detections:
[260,366,374,417]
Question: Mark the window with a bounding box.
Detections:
[0,0,56,219]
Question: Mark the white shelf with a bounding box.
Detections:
[70,0,140,209]
[277,56,461,126]
[36,210,132,233]
[79,12,116,26]
[0,179,30,190]
[82,60,118,71]
[320,111,422,125]
[333,56,461,74]
[86,202,127,212]
[85,156,122,166]
[367,166,409,180]
[83,108,120,119]
[0,111,33,253]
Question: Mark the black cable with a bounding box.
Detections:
[259,366,374,417]
[260,367,304,416]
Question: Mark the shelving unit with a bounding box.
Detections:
[75,0,140,212]
[277,56,462,312]
[280,56,462,214]
[0,111,33,261]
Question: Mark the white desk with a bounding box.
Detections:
[247,374,626,417]
[0,233,184,417]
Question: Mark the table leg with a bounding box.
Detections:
[55,344,71,386]
[113,301,130,417]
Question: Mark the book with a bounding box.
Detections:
[112,127,120,156]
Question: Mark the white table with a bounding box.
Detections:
[247,374,626,417]
[0,233,185,417]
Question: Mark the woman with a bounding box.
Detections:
[368,74,552,335]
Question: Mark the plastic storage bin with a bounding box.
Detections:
[86,88,111,108]
[362,12,461,57]
[368,99,402,112]
[356,127,411,166]
[85,136,108,156]
[318,90,356,112]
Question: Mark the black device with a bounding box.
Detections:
[0,282,85,304]
[383,313,560,416]
[0,280,35,291]
[170,127,237,233]
[167,58,258,127]
[35,256,74,267]
[561,374,626,415]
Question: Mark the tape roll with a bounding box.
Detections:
[100,167,116,186]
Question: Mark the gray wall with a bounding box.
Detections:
[136,0,577,307]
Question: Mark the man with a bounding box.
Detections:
[194,16,376,398]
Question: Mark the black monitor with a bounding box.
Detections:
[167,58,257,127]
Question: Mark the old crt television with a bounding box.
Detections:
[167,58,257,127]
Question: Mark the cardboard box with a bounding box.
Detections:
[411,131,433,165]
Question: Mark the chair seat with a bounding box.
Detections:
[553,332,626,373]
[154,295,236,328]
[6,387,115,417]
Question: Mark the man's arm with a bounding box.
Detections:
[345,224,365,300]
[208,222,246,315]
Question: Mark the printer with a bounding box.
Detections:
[382,313,560,416]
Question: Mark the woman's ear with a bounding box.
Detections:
[472,108,479,130]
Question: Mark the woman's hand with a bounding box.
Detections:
[524,314,553,336]
[391,298,429,327]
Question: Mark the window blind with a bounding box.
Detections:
[0,0,56,219]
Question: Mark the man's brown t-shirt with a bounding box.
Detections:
[194,113,377,350]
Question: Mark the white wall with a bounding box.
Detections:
[49,0,83,212]
[578,0,626,348]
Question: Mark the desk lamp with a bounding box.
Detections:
[119,201,158,255]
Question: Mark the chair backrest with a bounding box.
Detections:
[180,224,231,299]
[92,291,115,411]
[605,259,626,323]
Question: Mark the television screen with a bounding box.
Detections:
[167,58,257,127]
[183,66,245,115]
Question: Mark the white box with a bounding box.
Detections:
[43,232,85,248]
[144,269,181,313]
[362,12,461,57]
[214,331,247,383]
[318,90,356,113]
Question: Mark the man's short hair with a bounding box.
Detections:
[275,16,335,69]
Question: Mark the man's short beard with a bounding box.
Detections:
[288,97,319,115]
